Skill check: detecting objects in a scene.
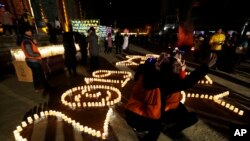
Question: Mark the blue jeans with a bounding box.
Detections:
[26,61,48,89]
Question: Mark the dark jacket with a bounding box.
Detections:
[63,32,77,67]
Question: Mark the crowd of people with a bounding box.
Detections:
[18,19,131,86]
[0,7,34,34]
[2,7,247,140]
[193,28,250,73]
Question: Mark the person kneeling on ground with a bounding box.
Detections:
[159,50,198,137]
[124,52,217,141]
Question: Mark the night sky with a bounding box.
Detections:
[82,0,249,29]
[82,0,162,29]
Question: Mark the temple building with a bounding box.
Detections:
[0,0,82,32]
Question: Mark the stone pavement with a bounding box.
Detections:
[0,43,249,141]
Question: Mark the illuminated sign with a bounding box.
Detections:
[71,19,100,36]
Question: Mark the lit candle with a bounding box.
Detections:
[83,102,87,107]
[77,102,81,108]
[80,126,84,132]
[221,101,226,106]
[45,111,49,117]
[92,130,97,136]
[40,111,45,118]
[34,114,39,121]
[21,121,27,128]
[27,117,33,124]
[87,128,92,134]
[234,108,239,113]
[229,105,235,111]
[84,126,88,132]
[72,103,76,109]
[96,131,101,137]
[67,118,72,123]
[217,100,222,104]
[200,94,204,99]
[204,95,208,99]
[16,126,22,132]
[195,94,199,98]
[13,130,22,140]
[72,120,76,128]
[102,133,107,140]
[13,130,19,139]
[238,110,244,116]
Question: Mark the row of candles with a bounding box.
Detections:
[61,85,122,109]
[92,70,132,79]
[114,54,213,89]
[185,71,213,85]
[10,44,80,61]
[84,77,131,88]
[85,77,122,85]
[186,91,244,116]
[115,54,165,67]
[115,55,144,67]
[13,109,113,141]
[12,53,219,141]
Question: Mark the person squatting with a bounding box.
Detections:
[124,49,217,141]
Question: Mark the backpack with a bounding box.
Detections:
[125,75,161,119]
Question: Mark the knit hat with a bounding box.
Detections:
[89,26,95,32]
[20,24,32,35]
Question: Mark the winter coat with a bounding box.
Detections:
[87,32,99,56]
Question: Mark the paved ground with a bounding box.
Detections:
[0,42,250,141]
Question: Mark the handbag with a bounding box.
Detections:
[125,75,161,119]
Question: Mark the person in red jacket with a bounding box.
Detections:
[125,51,217,141]
[160,50,198,137]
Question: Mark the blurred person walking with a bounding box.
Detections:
[47,22,57,44]
[54,17,62,35]
[234,35,248,67]
[86,27,99,72]
[106,32,113,53]
[75,32,88,65]
[223,32,238,73]
[209,27,226,70]
[0,6,13,36]
[62,25,77,75]
[115,31,123,54]
[122,33,129,51]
